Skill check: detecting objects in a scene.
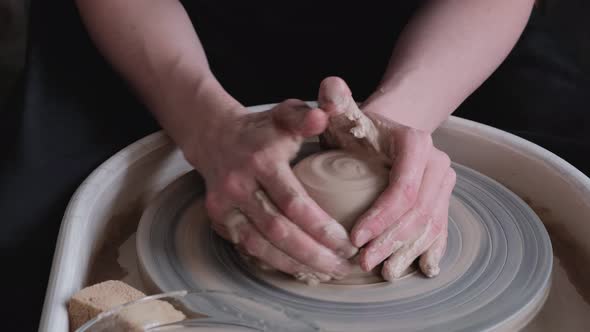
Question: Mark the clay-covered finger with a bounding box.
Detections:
[239,189,353,277]
[414,149,452,208]
[233,218,331,284]
[419,169,455,277]
[419,228,447,278]
[214,209,324,280]
[256,162,358,259]
[317,77,384,155]
[381,217,440,281]
[218,208,249,244]
[363,148,450,263]
[317,76,355,117]
[351,129,432,247]
[368,164,454,279]
[381,168,454,280]
[204,170,259,222]
[357,210,410,272]
[210,217,235,243]
[205,187,250,244]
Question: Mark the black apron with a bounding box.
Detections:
[1,1,588,330]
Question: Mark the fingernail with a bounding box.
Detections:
[336,246,359,259]
[330,93,346,107]
[382,257,407,281]
[320,77,351,108]
[332,260,352,279]
[355,229,373,247]
[346,246,359,258]
[322,222,359,259]
[423,264,440,278]
[392,266,405,279]
[362,252,379,272]
[382,267,394,281]
[323,222,349,241]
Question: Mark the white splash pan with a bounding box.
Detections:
[39,103,590,331]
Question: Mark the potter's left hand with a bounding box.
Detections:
[318,77,456,280]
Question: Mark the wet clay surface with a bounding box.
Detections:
[86,203,144,286]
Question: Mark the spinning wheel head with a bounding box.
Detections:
[137,143,553,331]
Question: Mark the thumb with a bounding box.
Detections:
[317,77,383,154]
[318,76,357,116]
[272,99,328,138]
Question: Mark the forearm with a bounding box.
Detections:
[75,0,241,149]
[363,0,535,132]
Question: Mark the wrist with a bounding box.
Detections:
[179,77,245,159]
[191,76,244,126]
[184,80,248,169]
[150,71,244,164]
[360,89,417,130]
[361,85,447,134]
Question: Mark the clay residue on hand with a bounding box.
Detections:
[320,100,381,152]
[319,96,391,165]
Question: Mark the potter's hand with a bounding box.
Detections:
[186,99,357,282]
[318,77,456,280]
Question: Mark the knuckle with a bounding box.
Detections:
[446,168,457,186]
[264,217,289,242]
[405,127,431,145]
[283,98,303,105]
[181,150,199,168]
[370,212,389,233]
[398,126,414,141]
[282,192,305,217]
[358,207,387,233]
[419,130,433,147]
[242,233,264,257]
[435,150,451,169]
[220,171,248,200]
[248,151,276,176]
[414,206,433,224]
[290,244,318,265]
[400,180,419,206]
[204,193,224,218]
[300,251,319,266]
[247,152,265,170]
[259,163,280,179]
[431,219,445,235]
[423,132,433,147]
[395,127,433,158]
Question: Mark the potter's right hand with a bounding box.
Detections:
[183,99,357,281]
[318,77,454,281]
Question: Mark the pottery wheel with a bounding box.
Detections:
[136,143,553,332]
